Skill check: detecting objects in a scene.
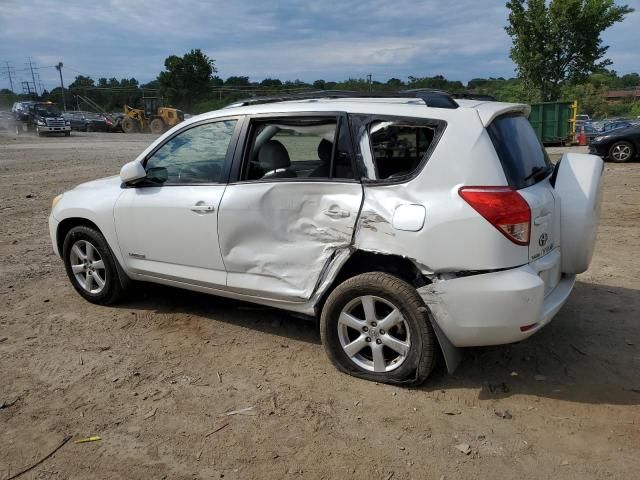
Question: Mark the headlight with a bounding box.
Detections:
[65,121,70,126]
[37,120,45,126]
[52,193,64,209]
[593,136,605,142]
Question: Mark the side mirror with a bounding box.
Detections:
[119,161,146,184]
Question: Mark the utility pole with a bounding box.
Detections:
[2,61,15,92]
[26,57,39,96]
[55,62,66,110]
[367,74,372,92]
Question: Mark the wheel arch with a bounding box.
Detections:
[314,249,463,375]
[315,250,431,316]
[56,217,131,289]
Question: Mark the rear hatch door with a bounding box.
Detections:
[487,114,560,291]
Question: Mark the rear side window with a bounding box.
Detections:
[369,122,435,179]
[487,115,552,189]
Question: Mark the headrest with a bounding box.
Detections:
[258,140,291,170]
[317,139,333,162]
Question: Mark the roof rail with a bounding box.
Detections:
[225,89,459,109]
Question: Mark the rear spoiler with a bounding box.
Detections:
[474,102,531,127]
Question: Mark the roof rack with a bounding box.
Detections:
[225,88,459,109]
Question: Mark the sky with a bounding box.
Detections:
[0,0,638,93]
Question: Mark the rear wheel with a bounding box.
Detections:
[62,225,126,305]
[320,272,436,385]
[150,118,165,134]
[121,117,139,134]
[608,141,634,162]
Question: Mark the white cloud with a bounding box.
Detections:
[1,0,638,91]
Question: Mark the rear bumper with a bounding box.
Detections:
[418,249,575,347]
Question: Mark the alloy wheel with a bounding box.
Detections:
[337,295,411,373]
[69,239,107,294]
[611,144,632,161]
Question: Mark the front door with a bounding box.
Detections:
[114,118,240,287]
[218,114,363,301]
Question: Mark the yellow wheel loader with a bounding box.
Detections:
[121,97,184,134]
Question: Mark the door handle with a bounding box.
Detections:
[190,204,216,213]
[324,208,350,219]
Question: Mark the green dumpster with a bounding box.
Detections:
[528,101,577,145]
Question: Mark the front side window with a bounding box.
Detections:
[242,117,356,181]
[145,119,237,184]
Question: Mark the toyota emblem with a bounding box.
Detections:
[538,233,548,247]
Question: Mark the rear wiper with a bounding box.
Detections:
[523,165,552,182]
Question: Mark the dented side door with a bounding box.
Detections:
[217,113,363,302]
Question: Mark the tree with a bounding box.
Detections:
[68,75,95,90]
[505,0,633,101]
[386,78,405,89]
[561,82,608,116]
[158,49,216,110]
[260,78,282,87]
[224,76,250,86]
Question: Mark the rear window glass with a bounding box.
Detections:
[487,115,552,189]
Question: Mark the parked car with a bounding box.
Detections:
[62,111,110,132]
[48,92,604,385]
[589,124,640,162]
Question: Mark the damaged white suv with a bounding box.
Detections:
[49,91,604,385]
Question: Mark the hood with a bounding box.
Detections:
[74,175,121,190]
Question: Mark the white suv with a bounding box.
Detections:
[49,91,604,385]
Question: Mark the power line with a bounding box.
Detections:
[25,57,39,96]
[1,61,16,92]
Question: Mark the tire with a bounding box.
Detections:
[150,118,165,134]
[121,117,139,134]
[320,272,436,386]
[608,141,634,163]
[65,131,71,137]
[62,225,126,305]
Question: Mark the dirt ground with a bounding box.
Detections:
[1,131,639,480]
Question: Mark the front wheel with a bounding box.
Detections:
[320,272,436,386]
[608,141,634,162]
[62,225,126,305]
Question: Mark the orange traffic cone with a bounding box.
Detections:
[578,125,587,146]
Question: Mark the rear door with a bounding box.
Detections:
[487,115,560,266]
[217,113,362,301]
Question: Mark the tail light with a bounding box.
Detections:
[459,186,531,245]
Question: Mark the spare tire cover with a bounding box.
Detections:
[554,153,604,274]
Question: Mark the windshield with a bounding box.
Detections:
[34,105,61,117]
[487,114,552,189]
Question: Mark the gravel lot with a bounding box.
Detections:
[1,131,639,479]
